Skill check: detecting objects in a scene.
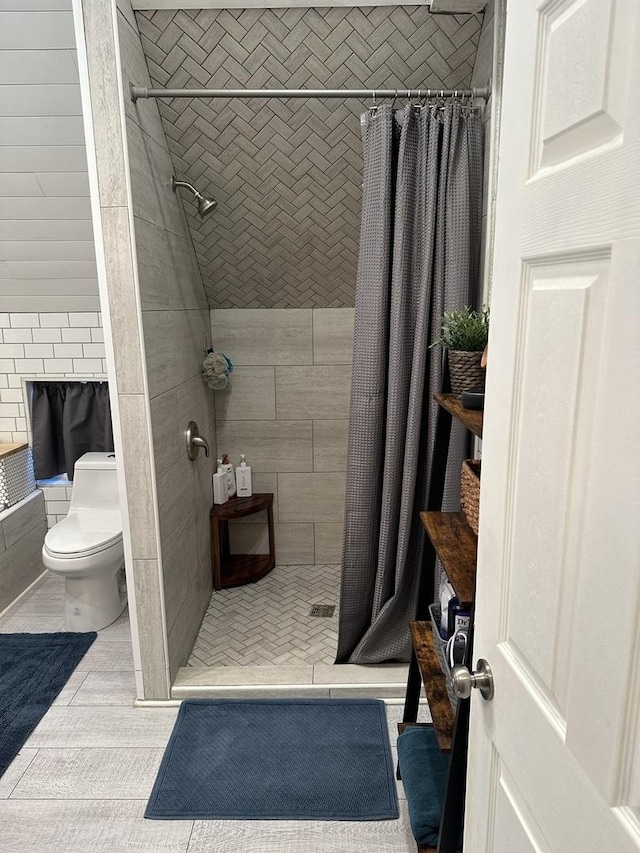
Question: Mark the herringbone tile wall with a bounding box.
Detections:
[135,6,483,308]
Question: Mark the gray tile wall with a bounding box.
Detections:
[135,6,483,309]
[80,0,218,696]
[116,3,216,683]
[211,308,353,564]
[0,491,47,612]
[81,0,168,699]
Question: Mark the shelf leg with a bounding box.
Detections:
[427,406,453,512]
[437,699,470,853]
[402,649,422,723]
[267,502,276,567]
[211,519,222,592]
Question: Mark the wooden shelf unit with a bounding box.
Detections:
[409,621,454,751]
[401,390,484,852]
[433,393,483,439]
[420,512,477,605]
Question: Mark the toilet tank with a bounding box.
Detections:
[69,453,120,512]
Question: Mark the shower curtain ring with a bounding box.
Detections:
[392,89,398,109]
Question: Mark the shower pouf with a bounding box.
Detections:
[202,350,233,390]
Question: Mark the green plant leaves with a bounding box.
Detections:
[431,305,489,352]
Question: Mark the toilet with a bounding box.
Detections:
[42,452,127,632]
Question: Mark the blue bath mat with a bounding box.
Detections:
[0,632,96,777]
[145,698,399,820]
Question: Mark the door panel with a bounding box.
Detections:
[532,0,624,172]
[465,0,640,848]
[507,253,609,714]
[493,773,549,853]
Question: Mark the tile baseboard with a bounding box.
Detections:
[171,664,412,700]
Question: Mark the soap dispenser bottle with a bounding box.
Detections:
[235,453,252,497]
[220,454,236,497]
[212,459,229,505]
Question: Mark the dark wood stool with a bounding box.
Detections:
[210,493,275,591]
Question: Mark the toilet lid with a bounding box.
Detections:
[45,511,122,558]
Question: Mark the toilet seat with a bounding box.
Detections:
[44,510,122,559]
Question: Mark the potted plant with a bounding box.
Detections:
[431,306,489,395]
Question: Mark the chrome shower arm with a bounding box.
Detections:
[171,175,217,219]
[172,177,201,197]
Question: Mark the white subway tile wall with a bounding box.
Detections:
[0,312,107,528]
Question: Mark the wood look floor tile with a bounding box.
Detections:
[25,706,178,749]
[8,595,66,617]
[69,671,137,706]
[0,610,130,642]
[52,670,89,706]
[95,610,132,642]
[0,615,64,633]
[187,801,416,852]
[74,641,134,671]
[0,749,38,799]
[11,748,165,800]
[0,800,192,852]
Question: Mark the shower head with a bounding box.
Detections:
[197,196,218,218]
[171,176,217,219]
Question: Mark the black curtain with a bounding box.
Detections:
[31,382,114,480]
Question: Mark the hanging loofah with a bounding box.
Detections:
[202,348,233,390]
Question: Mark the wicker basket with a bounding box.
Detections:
[460,459,481,535]
[448,350,485,396]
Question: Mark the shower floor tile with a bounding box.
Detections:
[187,564,340,668]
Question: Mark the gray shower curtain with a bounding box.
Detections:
[336,103,483,664]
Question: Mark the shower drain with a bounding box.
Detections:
[309,604,336,618]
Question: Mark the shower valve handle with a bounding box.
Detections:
[186,421,210,460]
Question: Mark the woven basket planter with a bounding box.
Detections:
[460,459,481,535]
[448,350,485,396]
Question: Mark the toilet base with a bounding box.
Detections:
[64,569,127,632]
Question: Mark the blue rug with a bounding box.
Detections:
[145,698,399,820]
[0,632,96,777]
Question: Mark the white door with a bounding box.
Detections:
[464,0,640,849]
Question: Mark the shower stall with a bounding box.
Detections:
[74,0,494,700]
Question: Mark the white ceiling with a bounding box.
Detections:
[0,2,99,312]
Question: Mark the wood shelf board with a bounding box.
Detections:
[219,553,275,588]
[409,621,454,752]
[210,493,273,520]
[420,512,477,604]
[434,392,483,439]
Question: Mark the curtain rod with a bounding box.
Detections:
[130,85,490,103]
